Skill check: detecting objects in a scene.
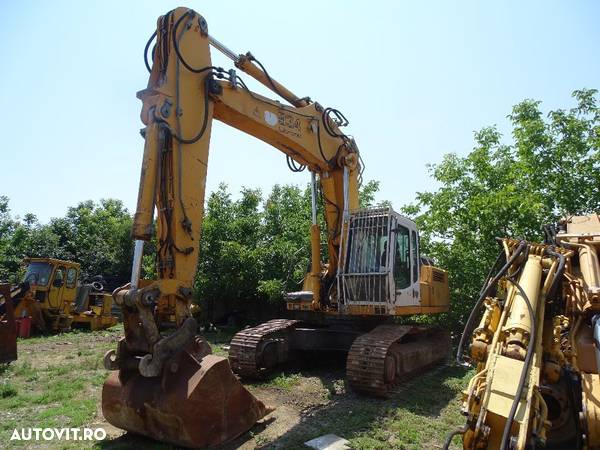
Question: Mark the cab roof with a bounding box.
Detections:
[23,257,80,269]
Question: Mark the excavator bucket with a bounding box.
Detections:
[0,284,17,364]
[102,351,271,448]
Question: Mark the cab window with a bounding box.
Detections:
[66,268,77,289]
[346,225,389,274]
[23,262,53,286]
[53,266,65,287]
[411,230,419,283]
[394,225,411,290]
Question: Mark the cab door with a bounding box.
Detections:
[393,217,420,306]
[48,265,66,310]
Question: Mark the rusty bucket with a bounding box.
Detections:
[102,351,271,448]
[0,284,17,364]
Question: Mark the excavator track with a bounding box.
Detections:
[229,319,299,378]
[347,324,450,397]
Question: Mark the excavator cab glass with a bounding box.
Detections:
[340,208,422,307]
[341,208,393,304]
[393,225,411,289]
[346,223,389,274]
[23,262,53,286]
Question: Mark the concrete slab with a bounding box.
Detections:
[304,433,351,450]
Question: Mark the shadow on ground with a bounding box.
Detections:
[95,349,469,450]
[227,353,469,450]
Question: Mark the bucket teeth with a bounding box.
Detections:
[102,352,272,448]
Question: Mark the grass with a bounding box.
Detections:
[0,324,473,449]
[256,365,472,450]
[261,372,303,390]
[0,325,242,449]
[0,325,123,448]
[202,328,236,357]
[348,366,470,450]
[0,381,18,398]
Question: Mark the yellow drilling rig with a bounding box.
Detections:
[450,215,600,450]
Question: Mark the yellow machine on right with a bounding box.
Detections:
[453,214,600,450]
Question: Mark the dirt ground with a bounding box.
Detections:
[1,326,469,450]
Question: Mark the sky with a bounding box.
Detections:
[0,1,598,222]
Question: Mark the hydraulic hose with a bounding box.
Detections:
[455,240,528,364]
[143,30,157,73]
[545,247,566,300]
[442,423,469,450]
[499,275,537,450]
[171,10,218,74]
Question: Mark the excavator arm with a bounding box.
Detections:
[102,7,361,448]
[131,5,359,327]
[116,5,360,369]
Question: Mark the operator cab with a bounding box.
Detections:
[286,208,449,315]
[338,208,449,315]
[21,258,80,310]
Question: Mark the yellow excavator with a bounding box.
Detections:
[102,8,451,448]
[449,215,600,450]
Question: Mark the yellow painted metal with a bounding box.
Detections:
[14,258,79,332]
[460,224,600,449]
[557,215,600,310]
[104,7,451,447]
[234,53,310,108]
[419,265,450,308]
[485,355,529,423]
[470,297,500,362]
[582,373,600,448]
[132,123,160,240]
[9,258,118,333]
[580,244,600,287]
[460,247,550,449]
[502,255,542,360]
[128,6,362,330]
[71,292,118,331]
[310,223,321,309]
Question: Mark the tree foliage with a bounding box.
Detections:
[2,90,595,333]
[195,180,384,321]
[1,179,384,323]
[404,88,599,332]
[0,198,132,285]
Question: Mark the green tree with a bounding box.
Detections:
[0,196,24,281]
[57,199,133,282]
[193,179,388,324]
[194,184,266,323]
[404,88,599,332]
[0,174,386,321]
[0,198,133,285]
[259,184,313,302]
